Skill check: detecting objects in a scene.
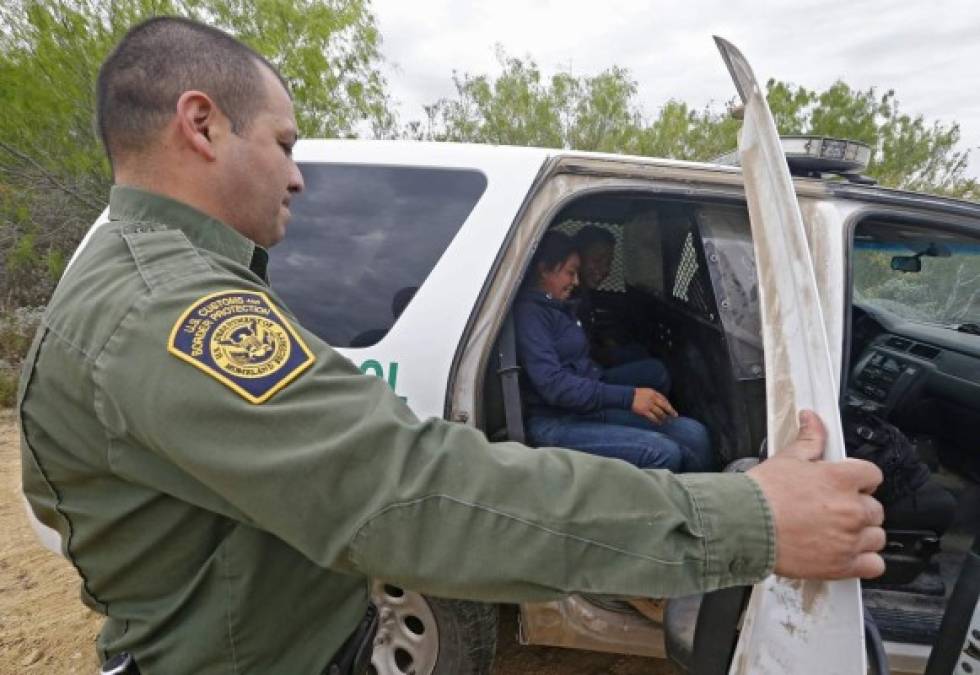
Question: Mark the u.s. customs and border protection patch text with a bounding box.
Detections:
[168,290,315,404]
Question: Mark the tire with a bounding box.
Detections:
[370,582,497,675]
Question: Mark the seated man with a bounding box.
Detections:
[573,225,654,368]
[514,231,714,472]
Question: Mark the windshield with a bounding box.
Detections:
[853,222,980,327]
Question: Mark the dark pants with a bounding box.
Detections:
[526,358,714,472]
[884,480,957,534]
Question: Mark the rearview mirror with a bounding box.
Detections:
[890,242,953,273]
[891,256,922,273]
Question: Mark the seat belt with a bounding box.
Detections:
[924,533,980,675]
[497,313,525,444]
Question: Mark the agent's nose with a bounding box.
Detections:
[288,161,305,195]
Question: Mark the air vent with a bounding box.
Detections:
[909,344,940,360]
[886,337,912,351]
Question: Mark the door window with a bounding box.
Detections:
[269,163,487,347]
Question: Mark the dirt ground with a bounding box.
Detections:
[0,411,103,673]
[1,411,673,674]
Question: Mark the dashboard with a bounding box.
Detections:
[851,340,927,413]
[848,304,980,422]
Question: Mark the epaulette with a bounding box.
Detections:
[121,223,212,292]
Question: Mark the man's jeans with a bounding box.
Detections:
[526,358,714,472]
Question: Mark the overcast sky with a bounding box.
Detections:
[372,0,980,178]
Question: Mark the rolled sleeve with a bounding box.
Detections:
[675,472,776,588]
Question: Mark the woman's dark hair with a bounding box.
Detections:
[530,231,578,275]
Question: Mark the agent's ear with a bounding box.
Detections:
[175,90,221,161]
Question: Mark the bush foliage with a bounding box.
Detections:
[0,306,42,407]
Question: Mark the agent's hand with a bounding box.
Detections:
[631,388,678,424]
[747,410,886,580]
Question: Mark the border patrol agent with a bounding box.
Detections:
[18,17,886,675]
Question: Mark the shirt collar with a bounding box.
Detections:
[108,185,262,271]
[522,286,577,311]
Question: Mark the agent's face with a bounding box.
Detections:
[580,242,614,290]
[222,66,304,248]
[538,253,580,301]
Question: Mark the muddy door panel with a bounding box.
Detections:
[715,37,866,674]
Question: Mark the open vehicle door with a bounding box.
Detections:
[714,38,867,674]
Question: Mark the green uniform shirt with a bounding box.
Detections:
[19,186,775,674]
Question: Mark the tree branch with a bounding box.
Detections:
[0,141,102,211]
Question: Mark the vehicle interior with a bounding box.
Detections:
[844,217,980,654]
[481,191,768,465]
[479,190,768,659]
[478,191,980,671]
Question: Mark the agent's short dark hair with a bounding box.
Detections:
[574,225,616,253]
[530,231,578,274]
[96,16,287,163]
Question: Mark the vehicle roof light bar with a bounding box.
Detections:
[713,135,874,181]
[781,135,872,174]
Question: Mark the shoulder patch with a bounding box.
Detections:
[168,290,315,404]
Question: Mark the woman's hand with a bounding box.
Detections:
[631,388,678,424]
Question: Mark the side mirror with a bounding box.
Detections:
[890,256,922,273]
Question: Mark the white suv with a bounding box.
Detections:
[253,127,980,674]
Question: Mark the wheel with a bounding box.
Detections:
[370,581,497,675]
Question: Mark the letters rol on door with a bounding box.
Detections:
[714,37,866,674]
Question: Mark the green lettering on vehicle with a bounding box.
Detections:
[359,360,406,402]
[359,359,384,378]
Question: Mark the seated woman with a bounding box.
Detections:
[514,231,714,472]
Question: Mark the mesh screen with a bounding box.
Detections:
[669,229,714,318]
[672,232,698,301]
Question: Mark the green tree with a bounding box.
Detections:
[0,0,391,307]
[632,100,740,161]
[433,53,565,147]
[421,50,643,153]
[764,79,977,199]
[203,0,393,139]
[563,66,640,153]
[420,52,977,200]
